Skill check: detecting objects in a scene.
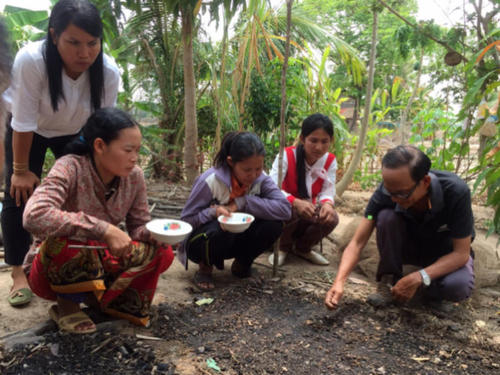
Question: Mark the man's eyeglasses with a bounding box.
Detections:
[381,181,420,200]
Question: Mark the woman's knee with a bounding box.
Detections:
[257,219,284,240]
[156,244,175,270]
[324,211,339,232]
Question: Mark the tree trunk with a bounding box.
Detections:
[336,9,379,197]
[349,95,359,133]
[181,7,199,185]
[273,0,293,276]
[454,109,474,175]
[400,50,423,144]
[215,21,230,151]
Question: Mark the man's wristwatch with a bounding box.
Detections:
[418,269,431,287]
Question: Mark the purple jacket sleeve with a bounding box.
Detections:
[235,175,292,221]
[180,174,217,230]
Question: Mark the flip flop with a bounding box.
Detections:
[7,287,33,307]
[193,271,215,291]
[49,305,97,334]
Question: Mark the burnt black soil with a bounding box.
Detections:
[1,279,499,375]
[152,280,499,375]
[1,327,174,375]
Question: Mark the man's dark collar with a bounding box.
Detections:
[427,172,444,213]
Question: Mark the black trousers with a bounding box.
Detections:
[375,208,474,302]
[2,117,77,265]
[186,218,283,270]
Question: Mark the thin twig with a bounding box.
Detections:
[253,261,286,272]
[90,337,113,354]
[135,334,163,341]
[196,365,212,375]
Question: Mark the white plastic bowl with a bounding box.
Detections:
[146,219,193,245]
[217,212,255,233]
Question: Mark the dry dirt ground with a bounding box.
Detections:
[0,184,498,374]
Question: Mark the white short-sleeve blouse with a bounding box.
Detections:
[3,40,120,138]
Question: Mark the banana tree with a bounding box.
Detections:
[159,0,202,184]
[231,0,365,130]
[2,5,48,52]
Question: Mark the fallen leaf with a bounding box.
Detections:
[206,357,221,372]
[196,298,214,306]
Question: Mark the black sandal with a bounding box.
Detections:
[193,271,215,291]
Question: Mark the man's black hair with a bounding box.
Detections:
[382,145,431,182]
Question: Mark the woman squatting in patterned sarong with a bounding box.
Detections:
[23,108,174,333]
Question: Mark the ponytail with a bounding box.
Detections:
[214,131,265,168]
[295,143,309,199]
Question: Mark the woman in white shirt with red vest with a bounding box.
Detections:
[269,113,339,266]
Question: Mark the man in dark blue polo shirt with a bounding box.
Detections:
[325,145,475,309]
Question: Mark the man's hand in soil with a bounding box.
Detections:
[324,283,343,310]
[390,272,421,302]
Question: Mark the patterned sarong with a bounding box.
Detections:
[28,237,174,326]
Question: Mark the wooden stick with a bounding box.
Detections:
[67,245,108,249]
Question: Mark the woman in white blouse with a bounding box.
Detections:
[2,0,120,307]
[269,113,339,266]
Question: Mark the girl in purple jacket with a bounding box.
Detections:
[180,132,291,290]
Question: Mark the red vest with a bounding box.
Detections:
[281,146,335,204]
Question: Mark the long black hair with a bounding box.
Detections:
[64,107,138,156]
[296,113,334,199]
[213,131,265,168]
[44,0,104,112]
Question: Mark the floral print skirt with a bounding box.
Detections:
[28,237,174,326]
